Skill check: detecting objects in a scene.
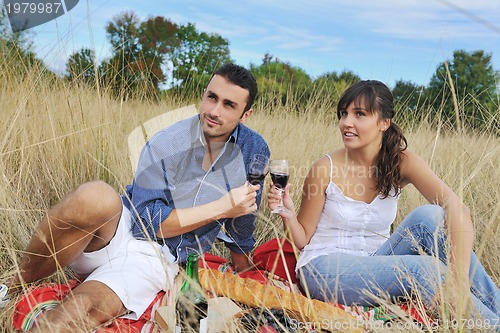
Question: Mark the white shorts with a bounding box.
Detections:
[70,206,178,320]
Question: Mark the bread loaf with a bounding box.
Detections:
[199,268,363,333]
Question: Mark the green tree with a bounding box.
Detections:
[250,58,312,109]
[101,11,142,99]
[0,7,31,49]
[171,23,232,96]
[101,11,180,99]
[313,70,360,86]
[392,80,425,121]
[137,16,179,90]
[105,11,140,59]
[66,48,96,85]
[0,6,46,79]
[425,50,499,129]
[312,70,361,110]
[262,52,273,65]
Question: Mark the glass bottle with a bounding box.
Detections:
[176,253,208,333]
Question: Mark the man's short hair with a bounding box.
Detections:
[214,63,258,111]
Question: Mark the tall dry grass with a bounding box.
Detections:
[0,59,498,332]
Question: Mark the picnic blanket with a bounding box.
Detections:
[13,238,431,332]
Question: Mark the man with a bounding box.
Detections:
[2,64,270,332]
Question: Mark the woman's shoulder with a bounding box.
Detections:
[399,148,431,184]
[329,148,346,163]
[314,153,332,167]
[315,149,344,168]
[308,149,345,180]
[400,148,425,168]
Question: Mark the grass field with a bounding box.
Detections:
[0,64,498,332]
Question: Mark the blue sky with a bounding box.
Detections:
[19,0,500,87]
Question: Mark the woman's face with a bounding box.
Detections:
[338,99,390,151]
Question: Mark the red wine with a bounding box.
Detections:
[247,172,266,185]
[270,172,289,189]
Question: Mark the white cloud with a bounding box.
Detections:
[241,0,500,41]
[338,0,500,40]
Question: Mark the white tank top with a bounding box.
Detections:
[296,154,399,270]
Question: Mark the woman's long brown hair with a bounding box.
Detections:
[337,80,407,198]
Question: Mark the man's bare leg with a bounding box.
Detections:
[30,280,127,333]
[10,180,123,289]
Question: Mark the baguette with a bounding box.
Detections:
[199,268,363,333]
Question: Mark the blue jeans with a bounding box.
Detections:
[300,205,499,325]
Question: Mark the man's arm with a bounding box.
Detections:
[155,183,260,238]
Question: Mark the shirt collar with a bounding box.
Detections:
[196,118,240,147]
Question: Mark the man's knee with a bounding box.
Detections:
[62,181,122,229]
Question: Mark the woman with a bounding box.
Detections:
[267,80,499,325]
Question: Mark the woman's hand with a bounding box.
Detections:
[267,183,295,220]
[266,157,329,250]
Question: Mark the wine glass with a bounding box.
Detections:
[247,154,269,185]
[269,160,289,213]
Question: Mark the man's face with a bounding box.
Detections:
[199,74,253,143]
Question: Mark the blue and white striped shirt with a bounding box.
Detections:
[122,115,270,263]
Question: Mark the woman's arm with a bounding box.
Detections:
[401,150,474,291]
[268,156,330,249]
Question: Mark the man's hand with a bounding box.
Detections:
[231,252,254,272]
[218,182,260,219]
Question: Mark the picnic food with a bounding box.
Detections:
[199,268,363,333]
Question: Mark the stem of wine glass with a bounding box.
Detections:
[278,189,284,209]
